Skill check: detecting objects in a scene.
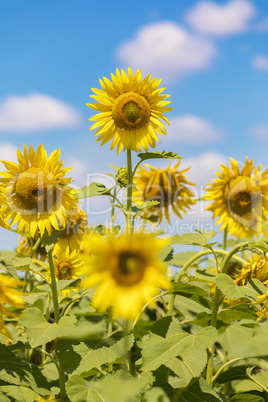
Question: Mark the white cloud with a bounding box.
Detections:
[185,0,256,36]
[250,124,268,139]
[0,143,18,163]
[252,56,268,71]
[180,151,229,186]
[116,21,217,83]
[165,115,223,143]
[0,93,82,132]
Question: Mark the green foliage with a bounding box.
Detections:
[0,343,50,395]
[171,230,217,247]
[67,371,150,402]
[75,182,112,199]
[174,378,222,401]
[137,151,182,161]
[141,317,218,387]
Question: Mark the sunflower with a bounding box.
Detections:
[57,207,88,251]
[87,68,172,154]
[80,232,171,320]
[0,275,24,308]
[17,234,47,261]
[253,292,268,321]
[133,161,195,223]
[205,158,268,237]
[0,144,79,238]
[50,246,84,282]
[235,254,268,286]
[0,274,24,339]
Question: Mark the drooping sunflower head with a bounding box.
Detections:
[235,254,268,286]
[87,68,172,154]
[0,144,79,238]
[205,158,268,237]
[80,232,171,320]
[133,161,195,224]
[17,234,47,261]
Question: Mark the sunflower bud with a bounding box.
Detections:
[116,167,128,188]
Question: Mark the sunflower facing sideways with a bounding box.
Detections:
[0,144,79,238]
[205,158,268,238]
[133,161,195,224]
[80,232,171,320]
[87,68,172,154]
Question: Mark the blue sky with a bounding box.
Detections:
[1,0,268,249]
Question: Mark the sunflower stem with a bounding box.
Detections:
[167,248,247,316]
[23,237,42,292]
[206,241,249,386]
[47,248,67,401]
[223,228,227,251]
[126,148,133,234]
[110,187,118,231]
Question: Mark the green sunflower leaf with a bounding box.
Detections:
[75,182,112,199]
[0,257,19,279]
[228,394,265,402]
[218,321,268,359]
[174,378,223,401]
[171,232,209,246]
[74,333,135,375]
[168,282,212,309]
[132,200,160,216]
[0,385,42,402]
[137,151,182,161]
[171,251,198,267]
[141,324,218,387]
[67,371,150,402]
[215,274,266,302]
[0,343,50,395]
[214,365,248,385]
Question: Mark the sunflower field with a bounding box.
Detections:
[1,68,268,402]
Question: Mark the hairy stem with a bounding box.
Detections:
[126,148,133,234]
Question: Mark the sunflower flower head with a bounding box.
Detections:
[0,274,25,339]
[205,158,268,238]
[0,144,79,238]
[49,246,84,282]
[87,68,172,154]
[17,234,47,261]
[57,207,88,251]
[235,254,268,286]
[252,291,268,321]
[133,161,195,224]
[80,232,171,320]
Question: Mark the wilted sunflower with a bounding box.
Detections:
[87,68,172,154]
[235,254,268,286]
[17,234,47,261]
[80,232,171,320]
[0,144,78,238]
[205,158,268,237]
[252,292,268,321]
[133,161,195,223]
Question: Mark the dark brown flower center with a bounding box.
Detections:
[229,190,252,216]
[112,251,146,286]
[112,92,151,130]
[14,167,57,213]
[56,262,73,280]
